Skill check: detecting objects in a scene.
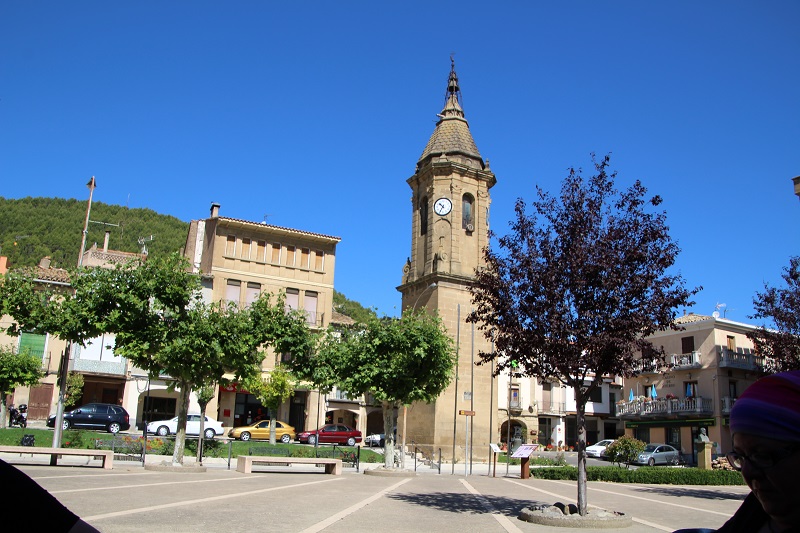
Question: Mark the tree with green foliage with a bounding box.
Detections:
[0,345,44,428]
[82,253,313,465]
[332,290,377,323]
[291,309,455,469]
[243,366,294,444]
[467,154,698,515]
[0,264,108,448]
[194,383,216,463]
[0,196,188,269]
[748,256,800,372]
[604,435,646,468]
[63,372,84,409]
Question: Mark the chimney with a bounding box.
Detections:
[210,203,220,218]
[103,231,111,252]
[39,256,51,269]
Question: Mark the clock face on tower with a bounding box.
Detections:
[434,197,452,216]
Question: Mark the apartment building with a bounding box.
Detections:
[617,313,763,458]
[1,238,141,422]
[180,203,343,434]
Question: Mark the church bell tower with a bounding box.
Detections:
[398,59,497,463]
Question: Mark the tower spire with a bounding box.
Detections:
[418,58,483,169]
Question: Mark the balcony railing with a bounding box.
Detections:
[71,357,127,376]
[718,347,764,371]
[634,351,702,374]
[616,397,713,417]
[670,351,701,369]
[538,401,566,416]
[721,396,736,414]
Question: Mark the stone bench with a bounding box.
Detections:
[0,446,114,469]
[236,455,341,475]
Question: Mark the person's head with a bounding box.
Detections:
[728,371,800,529]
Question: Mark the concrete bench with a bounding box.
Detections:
[0,446,114,469]
[236,455,341,475]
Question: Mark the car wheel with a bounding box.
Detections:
[157,426,170,436]
[648,458,655,467]
[346,437,356,446]
[671,455,680,466]
[308,435,316,445]
[240,432,251,441]
[204,428,215,440]
[108,422,121,434]
[280,434,291,444]
[62,420,71,431]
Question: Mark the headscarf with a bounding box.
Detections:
[729,370,800,443]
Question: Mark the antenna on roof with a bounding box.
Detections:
[138,235,155,255]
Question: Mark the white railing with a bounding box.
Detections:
[616,397,713,417]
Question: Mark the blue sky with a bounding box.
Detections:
[2,2,798,323]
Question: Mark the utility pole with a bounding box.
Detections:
[51,177,96,455]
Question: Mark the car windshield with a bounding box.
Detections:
[643,444,659,452]
[595,440,612,447]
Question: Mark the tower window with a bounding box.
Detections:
[462,194,474,230]
[420,196,428,235]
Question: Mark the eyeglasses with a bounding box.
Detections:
[726,446,800,471]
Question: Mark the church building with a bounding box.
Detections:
[397,60,513,464]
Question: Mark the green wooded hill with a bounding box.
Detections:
[0,197,189,269]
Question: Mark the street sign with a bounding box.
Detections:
[458,410,476,416]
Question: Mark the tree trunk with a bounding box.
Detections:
[382,400,396,469]
[269,408,277,444]
[172,383,190,465]
[575,385,588,515]
[196,401,208,464]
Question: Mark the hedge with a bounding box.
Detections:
[530,466,746,485]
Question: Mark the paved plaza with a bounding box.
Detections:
[4,454,746,533]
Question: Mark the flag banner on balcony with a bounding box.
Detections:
[651,385,657,399]
[629,388,634,402]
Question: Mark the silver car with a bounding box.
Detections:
[634,443,680,466]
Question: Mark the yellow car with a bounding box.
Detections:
[228,420,296,443]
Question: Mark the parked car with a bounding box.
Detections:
[228,420,296,443]
[364,433,386,447]
[146,414,224,439]
[585,439,615,459]
[47,403,130,434]
[634,443,680,466]
[297,424,362,446]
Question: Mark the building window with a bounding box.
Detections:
[270,242,281,264]
[285,288,299,311]
[300,248,310,270]
[313,250,324,271]
[727,336,736,352]
[18,332,47,359]
[685,381,698,398]
[256,240,267,262]
[304,291,318,326]
[225,280,241,307]
[280,352,292,363]
[588,385,602,403]
[245,282,260,307]
[462,193,474,230]
[225,235,237,256]
[681,336,695,354]
[510,385,520,408]
[241,238,251,260]
[420,197,428,236]
[285,246,296,267]
[728,380,737,399]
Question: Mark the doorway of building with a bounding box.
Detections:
[289,391,307,432]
